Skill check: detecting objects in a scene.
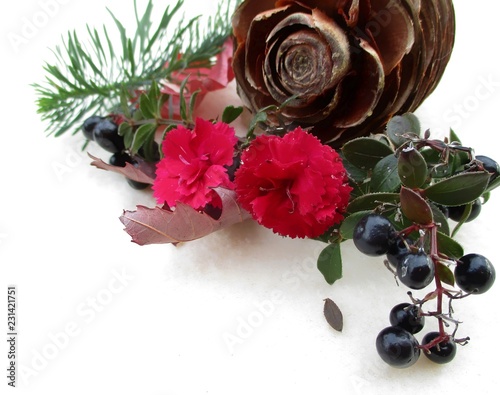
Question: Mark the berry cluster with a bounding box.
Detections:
[353,211,496,368]
[82,115,150,190]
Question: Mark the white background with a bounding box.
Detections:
[1,1,500,394]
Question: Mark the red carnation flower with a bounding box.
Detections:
[153,118,237,209]
[234,128,352,238]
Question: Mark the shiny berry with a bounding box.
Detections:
[353,214,396,256]
[455,253,496,294]
[386,237,410,268]
[447,199,481,223]
[422,332,456,364]
[82,116,104,141]
[109,152,133,167]
[476,155,500,182]
[93,119,124,153]
[376,326,420,368]
[389,303,425,334]
[397,250,435,290]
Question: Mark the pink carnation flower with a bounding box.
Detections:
[153,118,237,209]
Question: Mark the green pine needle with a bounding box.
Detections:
[34,0,239,137]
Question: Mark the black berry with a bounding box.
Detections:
[447,199,481,223]
[82,115,104,141]
[353,214,396,256]
[422,332,457,364]
[454,253,496,294]
[93,119,124,153]
[109,152,133,167]
[397,250,435,290]
[476,155,500,182]
[389,303,425,334]
[376,326,420,368]
[386,237,410,268]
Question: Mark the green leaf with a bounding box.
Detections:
[370,154,401,192]
[450,202,473,237]
[429,203,450,236]
[386,113,421,147]
[347,193,399,214]
[424,172,490,206]
[131,123,156,154]
[317,243,342,285]
[436,262,455,287]
[118,122,134,149]
[398,146,428,188]
[486,175,500,192]
[449,128,462,144]
[421,148,453,179]
[247,111,268,136]
[139,92,155,119]
[339,211,372,239]
[342,138,394,169]
[400,187,433,225]
[178,77,189,122]
[436,231,464,260]
[222,106,244,124]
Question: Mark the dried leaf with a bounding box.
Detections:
[119,188,251,245]
[323,298,343,332]
[89,153,156,184]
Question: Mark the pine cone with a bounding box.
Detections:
[232,0,455,146]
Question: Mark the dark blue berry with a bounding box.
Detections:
[386,237,410,268]
[353,214,396,256]
[397,250,435,290]
[389,303,425,334]
[376,326,420,368]
[109,152,132,167]
[447,199,481,223]
[455,253,496,294]
[476,155,500,182]
[82,116,104,141]
[93,119,124,153]
[422,332,456,364]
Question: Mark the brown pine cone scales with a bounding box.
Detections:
[232,0,455,146]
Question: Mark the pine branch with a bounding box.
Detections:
[34,0,238,137]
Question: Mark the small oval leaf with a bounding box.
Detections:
[371,154,401,192]
[131,123,156,155]
[347,193,400,214]
[436,262,455,287]
[317,243,342,285]
[400,187,433,225]
[429,204,451,236]
[424,172,490,206]
[398,147,428,188]
[342,138,394,169]
[339,211,372,239]
[222,105,244,124]
[324,298,343,332]
[436,231,464,259]
[386,113,421,147]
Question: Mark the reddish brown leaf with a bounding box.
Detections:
[323,298,343,332]
[400,186,433,225]
[119,188,251,245]
[89,153,156,184]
